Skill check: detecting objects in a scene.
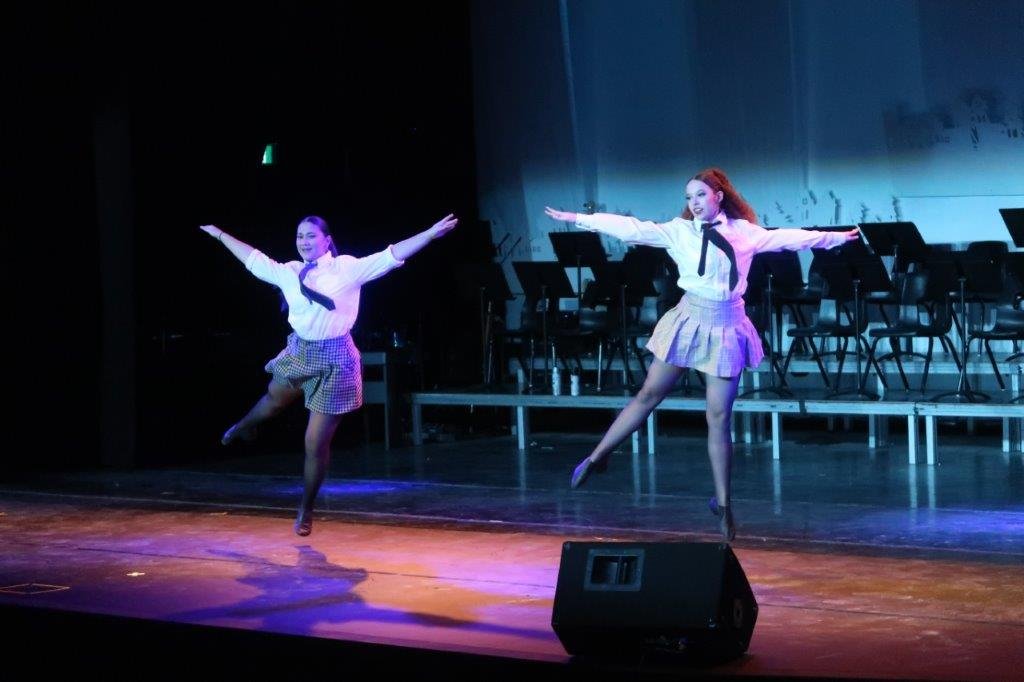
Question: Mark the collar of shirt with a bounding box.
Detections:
[308,251,334,267]
[692,213,731,237]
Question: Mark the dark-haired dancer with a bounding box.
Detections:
[546,169,857,541]
[200,214,457,535]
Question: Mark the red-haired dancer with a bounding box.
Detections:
[546,169,857,541]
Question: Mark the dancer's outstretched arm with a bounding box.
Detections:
[200,224,256,264]
[392,214,458,261]
[544,207,577,223]
[545,206,672,248]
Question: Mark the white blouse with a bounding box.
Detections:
[245,247,405,340]
[574,213,848,302]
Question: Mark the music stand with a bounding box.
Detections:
[858,222,929,277]
[762,250,809,345]
[817,227,898,320]
[760,245,818,350]
[549,231,608,314]
[739,253,793,398]
[807,227,873,283]
[619,250,662,306]
[810,248,892,400]
[589,259,658,390]
[622,245,667,279]
[930,253,999,403]
[999,208,1024,248]
[456,264,514,387]
[512,261,574,386]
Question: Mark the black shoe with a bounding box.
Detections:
[708,496,736,542]
[294,508,313,536]
[570,456,609,489]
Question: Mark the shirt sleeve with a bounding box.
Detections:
[244,249,295,287]
[574,213,674,249]
[347,245,406,285]
[746,222,850,253]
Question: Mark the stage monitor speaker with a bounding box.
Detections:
[551,541,757,660]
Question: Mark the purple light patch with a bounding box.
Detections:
[320,481,412,495]
[274,480,419,496]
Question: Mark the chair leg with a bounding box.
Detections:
[869,339,890,391]
[796,336,832,389]
[921,337,933,392]
[945,336,962,371]
[951,305,964,341]
[983,339,1005,390]
[617,338,636,387]
[815,338,835,389]
[772,348,790,388]
[781,341,797,380]
[861,337,887,391]
[939,335,953,357]
[888,337,909,390]
[833,337,849,389]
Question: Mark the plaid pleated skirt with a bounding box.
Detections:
[265,333,363,415]
[645,293,763,378]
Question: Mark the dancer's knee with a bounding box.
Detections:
[635,385,665,409]
[304,429,330,455]
[266,381,300,412]
[705,405,732,431]
[263,395,288,414]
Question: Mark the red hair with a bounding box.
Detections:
[681,168,757,223]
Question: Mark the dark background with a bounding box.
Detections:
[6,3,488,472]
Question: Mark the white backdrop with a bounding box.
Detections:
[471,0,1024,315]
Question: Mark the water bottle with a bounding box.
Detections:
[570,372,580,396]
[551,364,561,396]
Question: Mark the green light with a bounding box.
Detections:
[262,143,276,166]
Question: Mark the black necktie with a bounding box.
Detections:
[298,261,336,311]
[697,220,739,291]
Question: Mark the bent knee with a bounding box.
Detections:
[635,386,666,407]
[265,395,292,413]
